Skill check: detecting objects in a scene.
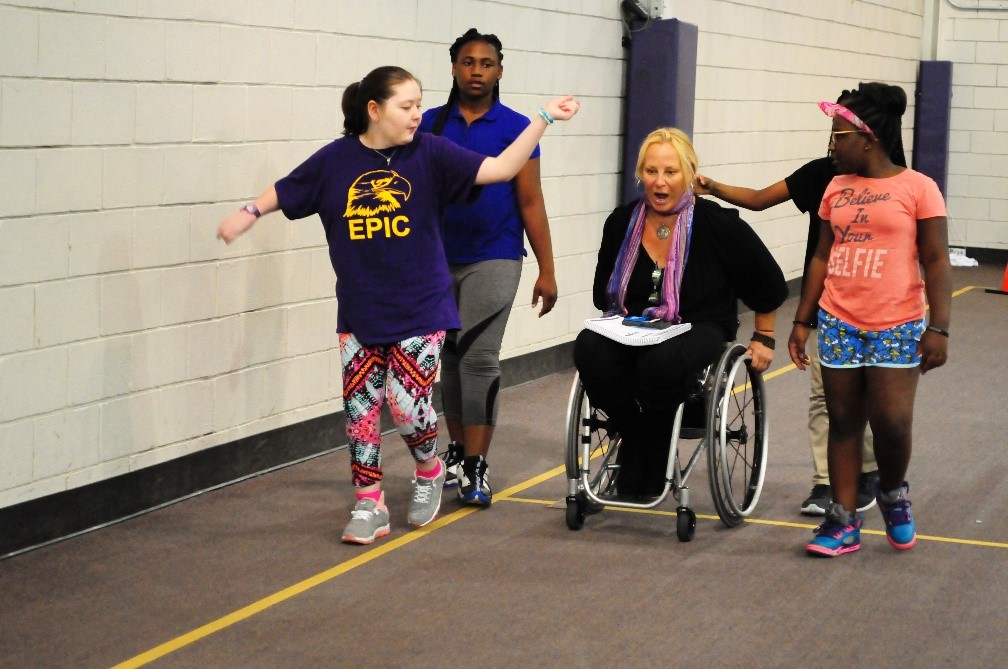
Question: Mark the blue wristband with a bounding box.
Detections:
[538,106,554,124]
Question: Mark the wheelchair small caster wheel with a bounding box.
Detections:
[566,496,586,530]
[676,506,696,542]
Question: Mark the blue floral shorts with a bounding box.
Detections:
[817,308,925,368]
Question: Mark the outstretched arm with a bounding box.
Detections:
[475,96,580,185]
[694,175,791,212]
[217,186,279,244]
[514,158,557,317]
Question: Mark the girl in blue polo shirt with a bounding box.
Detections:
[217,65,579,544]
[420,29,557,508]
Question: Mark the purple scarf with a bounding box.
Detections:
[604,188,694,322]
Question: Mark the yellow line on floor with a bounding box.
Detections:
[504,495,1008,549]
[111,504,483,668]
[114,285,983,667]
[113,465,577,667]
[760,362,797,382]
[495,463,568,500]
[741,517,1008,548]
[953,285,977,297]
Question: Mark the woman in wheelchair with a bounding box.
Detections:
[573,128,788,498]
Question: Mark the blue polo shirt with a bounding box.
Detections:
[420,100,540,263]
[275,133,485,344]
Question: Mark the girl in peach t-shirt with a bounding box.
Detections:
[818,168,947,331]
[788,82,951,558]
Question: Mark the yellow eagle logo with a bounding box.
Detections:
[344,170,412,218]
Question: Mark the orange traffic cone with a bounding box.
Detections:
[986,260,1008,295]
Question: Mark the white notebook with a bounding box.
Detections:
[583,316,692,346]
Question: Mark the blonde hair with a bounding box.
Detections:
[634,127,698,188]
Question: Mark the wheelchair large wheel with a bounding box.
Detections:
[706,344,769,527]
[564,374,620,523]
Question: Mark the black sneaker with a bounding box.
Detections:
[440,440,463,488]
[458,455,491,507]
[800,484,832,516]
[856,471,879,512]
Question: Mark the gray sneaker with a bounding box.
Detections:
[341,498,390,545]
[408,461,445,527]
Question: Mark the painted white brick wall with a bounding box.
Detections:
[680,1,928,288]
[1,79,72,146]
[68,336,132,406]
[1,0,1004,509]
[938,2,1008,250]
[0,149,37,217]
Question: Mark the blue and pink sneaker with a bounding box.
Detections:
[806,503,863,557]
[877,481,917,550]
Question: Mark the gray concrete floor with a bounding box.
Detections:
[2,264,1006,668]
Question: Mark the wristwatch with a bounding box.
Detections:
[241,203,261,218]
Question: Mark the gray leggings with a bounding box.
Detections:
[441,259,522,425]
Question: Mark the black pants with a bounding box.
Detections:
[572,323,725,495]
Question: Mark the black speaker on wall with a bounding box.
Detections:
[912,60,953,197]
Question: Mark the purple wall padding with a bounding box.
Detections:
[622,19,698,202]
[912,60,953,197]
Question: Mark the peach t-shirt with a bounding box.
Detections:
[817,168,946,330]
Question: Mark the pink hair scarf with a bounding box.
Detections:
[818,101,875,136]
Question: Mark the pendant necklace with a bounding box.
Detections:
[371,146,397,165]
[651,211,673,240]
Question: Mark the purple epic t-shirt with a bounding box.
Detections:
[275,132,485,344]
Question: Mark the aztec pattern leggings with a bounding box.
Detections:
[339,331,444,488]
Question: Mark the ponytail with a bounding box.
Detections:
[341,82,368,136]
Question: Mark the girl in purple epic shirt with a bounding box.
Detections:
[217,65,579,545]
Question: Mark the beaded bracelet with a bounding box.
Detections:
[926,325,949,337]
[538,106,555,124]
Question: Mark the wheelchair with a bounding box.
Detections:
[563,343,769,541]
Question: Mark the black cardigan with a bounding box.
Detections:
[592,197,788,341]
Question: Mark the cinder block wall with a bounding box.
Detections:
[0,0,625,508]
[681,0,930,278]
[939,1,1008,252]
[2,0,1004,510]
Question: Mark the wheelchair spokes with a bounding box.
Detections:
[565,338,770,541]
[709,346,769,524]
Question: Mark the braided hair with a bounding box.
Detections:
[430,28,504,135]
[839,82,908,167]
